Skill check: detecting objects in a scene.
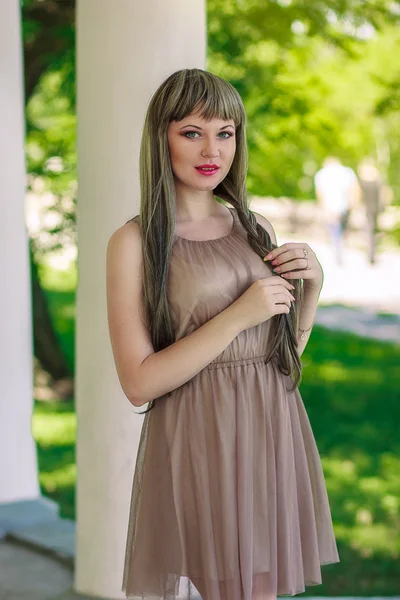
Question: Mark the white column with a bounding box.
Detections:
[75,1,206,597]
[0,1,39,504]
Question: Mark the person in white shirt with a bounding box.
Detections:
[314,156,358,265]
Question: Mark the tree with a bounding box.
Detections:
[206,0,400,199]
[22,0,76,396]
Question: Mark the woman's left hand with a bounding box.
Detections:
[263,242,323,290]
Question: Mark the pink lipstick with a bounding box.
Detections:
[195,164,220,176]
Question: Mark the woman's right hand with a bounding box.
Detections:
[230,276,296,331]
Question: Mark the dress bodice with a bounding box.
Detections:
[168,207,275,363]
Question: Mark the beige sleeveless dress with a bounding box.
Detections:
[122,207,339,599]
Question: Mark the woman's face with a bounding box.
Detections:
[167,110,236,192]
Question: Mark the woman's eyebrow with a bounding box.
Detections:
[179,124,235,131]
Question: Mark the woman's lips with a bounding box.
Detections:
[194,167,220,176]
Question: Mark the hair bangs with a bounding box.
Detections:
[168,70,244,127]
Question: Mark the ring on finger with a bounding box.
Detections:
[302,248,311,270]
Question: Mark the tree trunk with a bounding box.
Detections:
[23,0,76,396]
[29,240,73,399]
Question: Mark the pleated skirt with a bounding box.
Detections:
[122,355,340,599]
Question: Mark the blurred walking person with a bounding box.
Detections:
[314,157,358,265]
[357,157,383,265]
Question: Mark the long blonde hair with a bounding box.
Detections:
[128,68,303,415]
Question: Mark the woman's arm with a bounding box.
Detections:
[254,211,323,356]
[106,221,244,407]
[296,281,323,356]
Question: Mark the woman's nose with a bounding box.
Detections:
[201,139,220,158]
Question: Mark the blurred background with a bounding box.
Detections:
[4,0,400,597]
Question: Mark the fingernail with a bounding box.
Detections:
[264,254,272,261]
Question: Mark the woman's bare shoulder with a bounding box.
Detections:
[253,210,277,245]
[107,216,141,257]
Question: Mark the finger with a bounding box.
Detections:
[273,292,293,306]
[264,247,292,263]
[264,276,295,290]
[274,304,291,315]
[282,269,314,279]
[263,242,302,262]
[274,258,309,273]
[271,247,308,266]
[271,287,295,300]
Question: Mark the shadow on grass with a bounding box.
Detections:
[33,399,76,521]
[300,326,400,595]
[34,265,76,518]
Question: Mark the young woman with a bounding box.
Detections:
[106,68,339,600]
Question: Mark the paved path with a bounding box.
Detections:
[315,305,400,343]
[0,540,72,600]
[1,539,399,600]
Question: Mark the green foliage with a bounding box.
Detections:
[26,66,77,255]
[23,0,400,258]
[207,1,400,201]
[26,69,76,183]
[39,260,76,373]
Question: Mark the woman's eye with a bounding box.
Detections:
[184,131,199,139]
[183,131,233,139]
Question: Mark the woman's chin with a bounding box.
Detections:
[192,176,223,191]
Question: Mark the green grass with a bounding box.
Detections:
[300,327,400,595]
[38,259,76,372]
[33,260,76,518]
[33,399,76,520]
[32,265,400,593]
